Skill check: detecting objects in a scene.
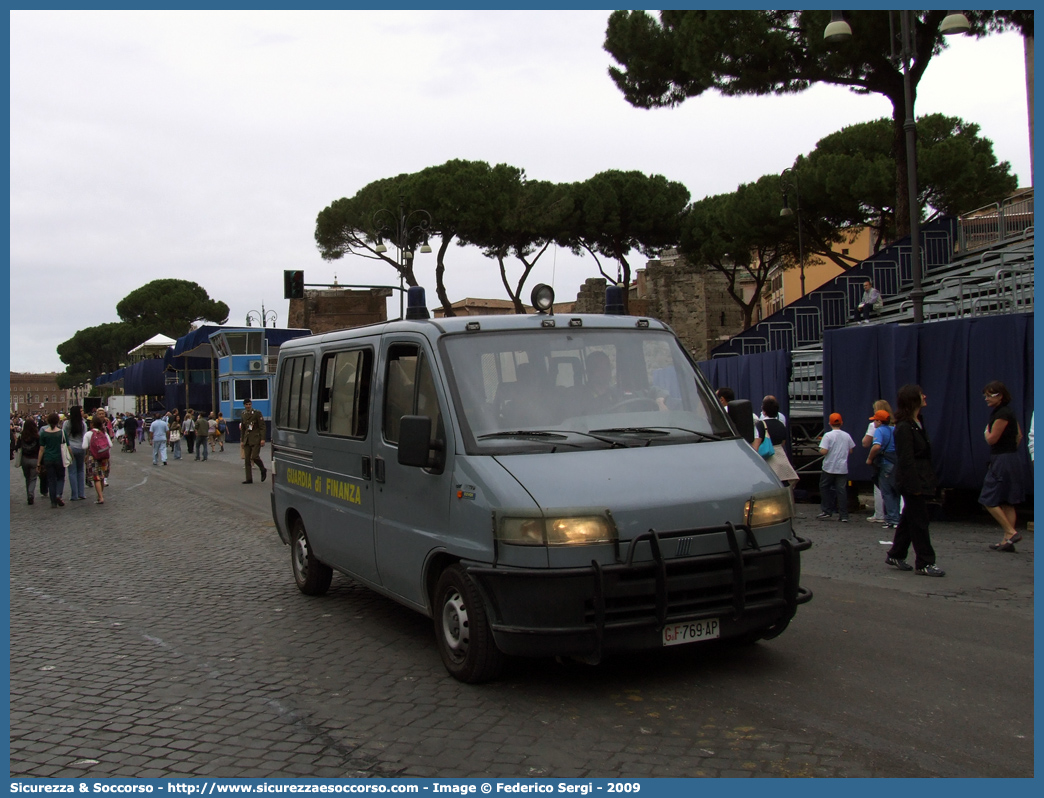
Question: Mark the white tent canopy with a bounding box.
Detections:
[127,334,177,355]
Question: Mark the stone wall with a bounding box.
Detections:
[570,253,746,361]
[286,288,393,334]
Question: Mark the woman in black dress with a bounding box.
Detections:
[980,380,1026,552]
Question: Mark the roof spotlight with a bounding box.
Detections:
[531,283,555,314]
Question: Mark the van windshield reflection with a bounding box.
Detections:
[442,328,730,453]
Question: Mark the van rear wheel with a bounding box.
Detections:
[433,565,503,683]
[291,518,332,596]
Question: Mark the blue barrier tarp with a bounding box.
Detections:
[824,313,1033,490]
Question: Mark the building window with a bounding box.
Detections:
[234,378,269,402]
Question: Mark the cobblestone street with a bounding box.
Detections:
[9,447,1034,778]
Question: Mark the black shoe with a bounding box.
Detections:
[917,564,946,577]
[885,556,913,572]
[242,480,253,484]
[261,468,268,482]
[989,540,1016,552]
[27,496,33,505]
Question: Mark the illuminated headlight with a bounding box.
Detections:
[744,492,793,529]
[497,515,616,546]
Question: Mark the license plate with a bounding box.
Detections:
[662,618,720,647]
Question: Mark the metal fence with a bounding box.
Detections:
[958,190,1034,253]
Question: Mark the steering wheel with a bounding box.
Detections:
[608,397,659,413]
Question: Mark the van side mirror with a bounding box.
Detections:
[398,415,441,469]
[726,399,756,443]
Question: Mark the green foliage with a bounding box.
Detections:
[57,280,230,385]
[116,279,229,339]
[562,171,690,309]
[56,322,141,386]
[791,115,1017,263]
[680,175,794,329]
[604,9,1030,235]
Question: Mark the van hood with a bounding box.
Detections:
[492,440,783,540]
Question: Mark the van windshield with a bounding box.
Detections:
[441,328,733,453]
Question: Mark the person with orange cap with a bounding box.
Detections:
[817,412,855,521]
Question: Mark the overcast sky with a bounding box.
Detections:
[9,10,1033,374]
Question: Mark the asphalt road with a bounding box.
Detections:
[9,445,1034,778]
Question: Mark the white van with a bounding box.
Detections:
[270,286,811,682]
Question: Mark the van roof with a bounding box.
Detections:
[278,312,672,351]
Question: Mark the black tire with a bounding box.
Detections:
[433,564,504,683]
[291,518,332,596]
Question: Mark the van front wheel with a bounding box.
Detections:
[291,519,332,596]
[434,565,503,683]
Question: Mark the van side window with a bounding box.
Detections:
[383,344,442,446]
[318,349,373,438]
[275,354,314,432]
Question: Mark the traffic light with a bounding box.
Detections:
[283,270,304,299]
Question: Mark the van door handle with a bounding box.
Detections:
[361,456,372,481]
[374,457,385,483]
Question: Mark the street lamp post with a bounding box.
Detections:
[825,10,970,324]
[246,303,278,328]
[373,197,432,319]
[779,167,807,298]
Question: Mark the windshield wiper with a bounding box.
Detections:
[478,430,570,440]
[590,426,725,442]
[478,429,625,448]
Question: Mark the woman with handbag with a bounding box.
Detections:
[754,396,799,489]
[18,416,41,505]
[37,412,67,508]
[169,414,183,461]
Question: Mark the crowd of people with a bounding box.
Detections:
[10,405,236,507]
[714,380,1033,579]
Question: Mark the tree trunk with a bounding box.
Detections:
[434,237,455,317]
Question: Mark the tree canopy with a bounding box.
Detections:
[56,279,229,388]
[788,114,1017,267]
[679,174,796,331]
[604,9,1031,236]
[561,170,690,312]
[315,161,687,316]
[116,278,229,339]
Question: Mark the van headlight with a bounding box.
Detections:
[744,492,793,529]
[497,515,616,546]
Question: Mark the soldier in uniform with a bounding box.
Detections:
[239,398,267,484]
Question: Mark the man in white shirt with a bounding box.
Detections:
[817,412,855,521]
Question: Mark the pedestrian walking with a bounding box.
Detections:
[817,413,854,521]
[62,406,88,501]
[979,380,1027,552]
[18,417,40,505]
[83,416,112,504]
[755,396,799,489]
[886,384,945,577]
[169,415,183,460]
[215,412,226,451]
[149,413,170,466]
[183,411,196,455]
[861,399,895,523]
[123,413,138,453]
[37,412,67,508]
[866,409,900,528]
[239,399,267,484]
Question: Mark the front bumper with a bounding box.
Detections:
[465,523,812,659]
